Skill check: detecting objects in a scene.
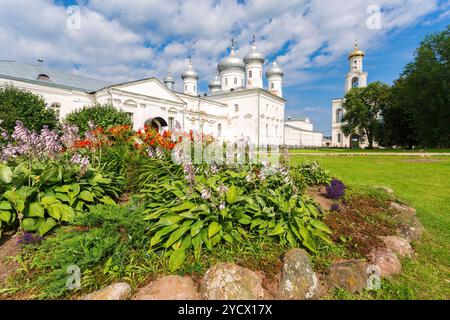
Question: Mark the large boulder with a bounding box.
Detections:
[133,275,199,300]
[396,215,423,242]
[325,260,368,293]
[369,248,402,277]
[277,248,318,300]
[81,282,131,300]
[200,263,268,300]
[381,236,414,258]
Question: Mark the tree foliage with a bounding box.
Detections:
[64,103,133,135]
[0,85,57,133]
[341,82,390,149]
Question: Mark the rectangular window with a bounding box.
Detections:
[168,117,174,131]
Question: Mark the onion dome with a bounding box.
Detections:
[218,40,245,73]
[163,71,175,84]
[348,41,365,59]
[181,59,199,80]
[266,61,284,78]
[243,38,265,64]
[208,71,221,90]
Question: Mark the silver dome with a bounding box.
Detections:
[208,73,221,89]
[164,72,175,84]
[243,44,265,64]
[181,60,199,80]
[266,61,284,78]
[218,47,245,73]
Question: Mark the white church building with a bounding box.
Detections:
[0,39,323,147]
[332,42,370,148]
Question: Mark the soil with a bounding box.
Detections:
[0,234,20,285]
[323,195,398,257]
[307,187,334,211]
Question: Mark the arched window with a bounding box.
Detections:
[217,123,222,137]
[184,84,187,91]
[234,77,237,85]
[275,126,278,137]
[337,133,341,143]
[336,109,344,122]
[271,82,274,89]
[234,104,239,112]
[225,78,228,85]
[193,85,196,92]
[352,77,359,88]
[266,124,269,137]
[249,70,252,78]
[50,102,61,120]
[37,74,50,81]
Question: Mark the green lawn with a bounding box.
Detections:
[290,154,450,300]
[289,148,450,153]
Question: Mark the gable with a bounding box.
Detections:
[110,78,183,104]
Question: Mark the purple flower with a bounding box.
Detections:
[201,188,211,200]
[71,153,90,175]
[331,203,340,212]
[219,202,226,210]
[60,123,80,149]
[217,184,228,195]
[17,232,43,245]
[326,179,346,200]
[183,164,195,185]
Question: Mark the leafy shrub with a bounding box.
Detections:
[326,179,346,200]
[64,103,132,136]
[295,161,331,186]
[0,161,123,237]
[0,85,58,134]
[139,160,333,271]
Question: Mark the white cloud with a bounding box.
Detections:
[0,0,443,89]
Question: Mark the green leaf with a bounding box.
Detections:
[68,184,81,199]
[190,220,204,237]
[0,201,12,210]
[78,190,95,202]
[310,220,332,234]
[192,233,203,261]
[100,196,116,205]
[155,215,184,227]
[0,165,13,184]
[169,249,186,272]
[150,224,179,247]
[28,202,45,218]
[60,204,75,222]
[226,186,238,204]
[0,210,11,222]
[41,195,59,206]
[55,192,70,203]
[22,218,38,231]
[208,222,221,239]
[268,223,285,236]
[54,185,71,193]
[37,217,57,235]
[171,202,196,212]
[165,225,190,248]
[238,214,252,225]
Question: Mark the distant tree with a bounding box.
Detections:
[0,85,58,133]
[64,103,133,136]
[341,82,390,149]
[393,26,450,148]
[379,79,418,149]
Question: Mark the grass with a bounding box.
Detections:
[289,148,450,153]
[290,154,450,300]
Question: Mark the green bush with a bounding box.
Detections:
[138,160,332,271]
[64,103,133,136]
[294,161,331,186]
[0,85,58,134]
[0,161,123,237]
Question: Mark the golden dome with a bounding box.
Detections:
[348,41,365,59]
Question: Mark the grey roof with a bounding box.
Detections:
[0,60,111,92]
[286,117,308,122]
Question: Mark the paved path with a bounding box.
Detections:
[289,152,450,156]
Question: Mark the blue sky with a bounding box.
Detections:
[0,0,449,135]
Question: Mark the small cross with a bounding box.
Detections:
[252,34,256,44]
[231,38,234,48]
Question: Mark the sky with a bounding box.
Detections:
[0,0,448,135]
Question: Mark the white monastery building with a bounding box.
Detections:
[0,38,323,147]
[332,42,369,148]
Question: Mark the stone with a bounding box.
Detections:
[82,282,131,300]
[380,236,414,258]
[369,248,402,277]
[325,260,368,293]
[200,263,268,300]
[133,275,200,300]
[390,202,416,215]
[277,248,318,300]
[395,214,424,242]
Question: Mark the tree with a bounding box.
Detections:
[0,85,58,133]
[64,103,133,136]
[341,82,390,149]
[379,78,418,149]
[393,26,450,148]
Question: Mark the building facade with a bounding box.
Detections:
[331,42,369,148]
[0,39,322,147]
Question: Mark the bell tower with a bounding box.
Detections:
[345,40,368,93]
